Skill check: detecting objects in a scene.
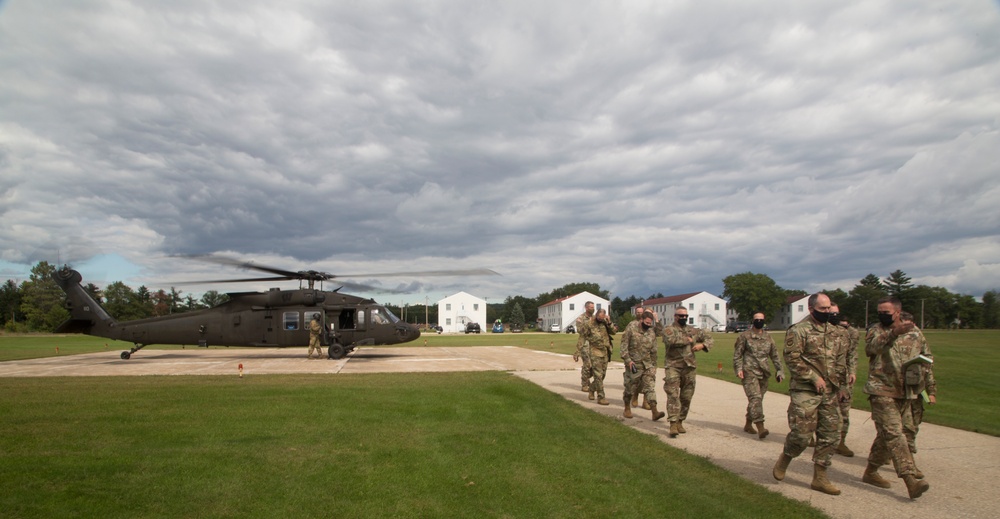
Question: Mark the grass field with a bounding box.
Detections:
[0,372,829,519]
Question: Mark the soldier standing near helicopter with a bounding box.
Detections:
[308,313,324,359]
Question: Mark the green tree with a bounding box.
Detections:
[135,286,155,318]
[610,295,641,321]
[19,261,69,332]
[103,281,147,321]
[845,274,888,328]
[982,290,999,329]
[722,272,786,321]
[886,269,914,300]
[1,279,23,327]
[509,303,525,327]
[200,290,229,308]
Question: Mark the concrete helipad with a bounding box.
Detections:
[2,346,998,519]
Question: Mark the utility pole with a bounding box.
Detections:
[920,299,925,329]
[425,296,429,327]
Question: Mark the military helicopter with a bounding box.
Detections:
[52,256,498,360]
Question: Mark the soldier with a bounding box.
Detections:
[573,301,596,392]
[581,308,617,405]
[829,304,859,457]
[621,305,660,410]
[620,311,664,421]
[307,313,324,359]
[662,306,713,437]
[861,298,932,499]
[772,292,846,496]
[899,311,936,479]
[733,312,784,439]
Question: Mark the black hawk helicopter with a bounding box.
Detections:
[52,256,498,360]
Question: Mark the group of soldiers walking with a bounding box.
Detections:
[574,294,936,500]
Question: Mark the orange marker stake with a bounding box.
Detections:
[238,363,244,378]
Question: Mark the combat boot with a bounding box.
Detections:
[630,395,639,407]
[810,464,841,495]
[668,421,681,438]
[623,400,633,419]
[862,463,891,489]
[744,418,755,434]
[836,432,854,457]
[641,396,651,410]
[913,464,924,479]
[581,384,590,392]
[597,397,609,406]
[904,475,929,499]
[676,420,687,433]
[773,453,792,481]
[755,421,768,439]
[650,402,665,421]
[588,390,595,401]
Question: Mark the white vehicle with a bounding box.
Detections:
[712,323,726,332]
[549,323,561,332]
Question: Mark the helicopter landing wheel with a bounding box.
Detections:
[121,351,131,360]
[328,343,346,360]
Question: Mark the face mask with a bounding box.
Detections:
[641,323,651,331]
[676,317,687,327]
[828,314,841,326]
[752,319,765,329]
[811,310,831,324]
[878,313,894,327]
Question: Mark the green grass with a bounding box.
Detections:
[0,372,829,519]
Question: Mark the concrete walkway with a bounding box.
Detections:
[2,346,997,518]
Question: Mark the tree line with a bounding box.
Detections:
[3,262,998,333]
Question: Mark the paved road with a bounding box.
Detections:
[2,346,997,518]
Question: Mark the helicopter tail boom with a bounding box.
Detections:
[53,268,119,338]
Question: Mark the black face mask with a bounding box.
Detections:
[641,323,651,331]
[676,317,687,327]
[811,310,831,324]
[828,314,841,326]
[878,313,895,327]
[752,319,765,329]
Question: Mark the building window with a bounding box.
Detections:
[798,305,804,312]
[446,318,452,325]
[446,304,451,311]
[474,304,479,311]
[569,303,575,311]
[715,303,720,310]
[689,303,694,310]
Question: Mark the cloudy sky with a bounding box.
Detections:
[2,0,999,306]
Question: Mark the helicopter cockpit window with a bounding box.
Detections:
[371,309,389,325]
[283,312,300,330]
[340,309,356,330]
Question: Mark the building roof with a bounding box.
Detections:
[538,291,607,308]
[638,291,706,307]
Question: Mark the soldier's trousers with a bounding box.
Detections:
[837,384,854,436]
[308,336,323,357]
[623,366,656,404]
[903,398,924,453]
[868,395,917,477]
[741,374,770,423]
[663,365,696,422]
[589,355,608,398]
[580,349,592,388]
[782,388,841,467]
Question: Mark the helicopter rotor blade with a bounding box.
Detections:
[335,268,501,278]
[170,276,294,286]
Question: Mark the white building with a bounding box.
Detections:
[772,294,811,329]
[537,292,610,332]
[638,292,727,330]
[437,291,487,333]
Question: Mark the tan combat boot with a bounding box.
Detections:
[630,395,639,407]
[810,464,841,495]
[588,390,595,401]
[668,421,681,438]
[623,400,633,419]
[773,453,792,481]
[597,397,609,406]
[755,421,768,439]
[641,396,651,410]
[904,475,929,499]
[836,432,854,457]
[650,402,665,421]
[676,420,686,433]
[744,418,755,434]
[862,463,891,488]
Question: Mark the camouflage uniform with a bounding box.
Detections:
[620,321,658,405]
[575,312,593,390]
[308,317,324,359]
[662,323,713,424]
[780,315,845,467]
[581,316,616,400]
[733,327,782,424]
[903,349,936,453]
[833,325,859,438]
[864,324,932,477]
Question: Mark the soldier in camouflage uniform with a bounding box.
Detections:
[861,298,932,499]
[581,308,616,405]
[621,305,661,410]
[620,311,664,421]
[733,312,783,439]
[771,293,846,496]
[573,302,596,392]
[898,311,936,479]
[829,304,859,457]
[307,313,324,359]
[662,307,713,437]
